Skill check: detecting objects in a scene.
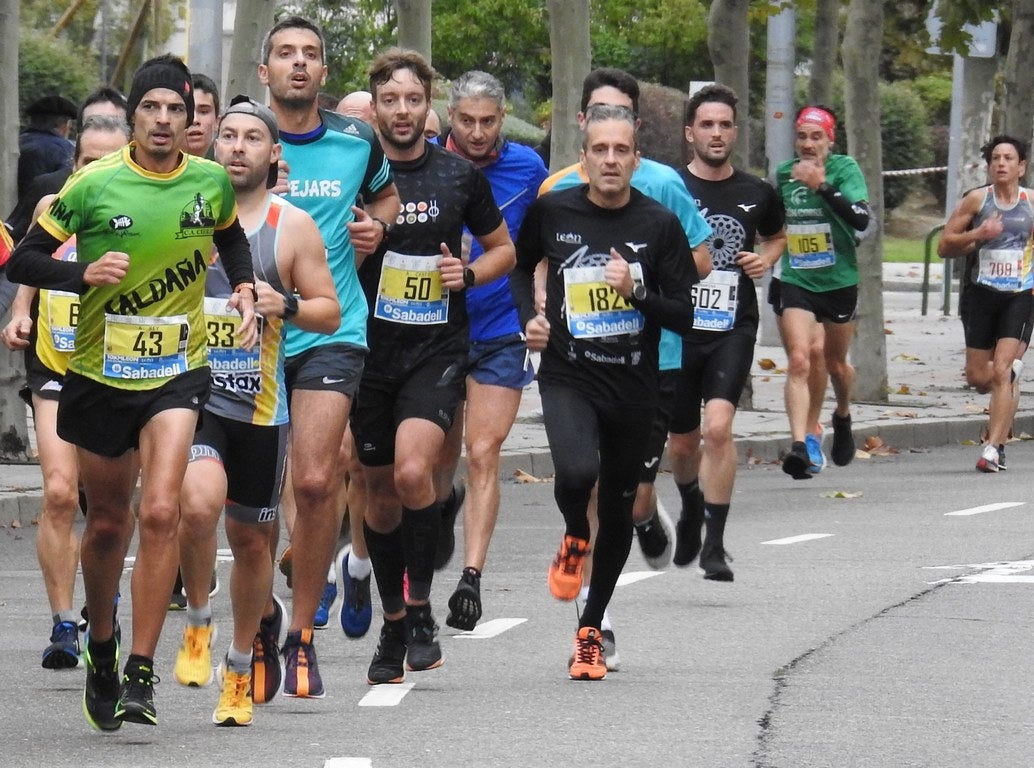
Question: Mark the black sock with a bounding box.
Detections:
[402,502,441,602]
[364,521,406,615]
[125,654,153,674]
[676,479,703,519]
[704,503,730,543]
[88,633,117,663]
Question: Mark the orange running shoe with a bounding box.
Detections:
[569,627,607,680]
[548,535,590,601]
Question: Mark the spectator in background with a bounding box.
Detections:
[18,95,78,199]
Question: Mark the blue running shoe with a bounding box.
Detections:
[43,620,80,670]
[805,430,827,474]
[336,545,372,639]
[313,580,337,629]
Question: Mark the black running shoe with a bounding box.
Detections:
[405,604,443,671]
[169,570,186,611]
[635,502,674,569]
[699,539,734,582]
[82,632,121,732]
[115,659,159,726]
[673,488,705,567]
[782,441,812,479]
[998,444,1008,471]
[434,481,466,570]
[367,618,408,685]
[446,567,482,631]
[831,412,855,466]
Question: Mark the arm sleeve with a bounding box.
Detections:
[817,183,871,232]
[629,216,699,335]
[6,224,87,292]
[510,201,544,328]
[212,217,254,289]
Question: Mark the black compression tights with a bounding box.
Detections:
[540,383,654,630]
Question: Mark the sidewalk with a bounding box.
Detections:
[1,263,1015,525]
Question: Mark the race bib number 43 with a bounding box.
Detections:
[374,251,449,325]
[103,314,188,380]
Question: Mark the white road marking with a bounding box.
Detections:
[944,502,1025,516]
[452,618,527,638]
[358,682,415,707]
[616,571,664,586]
[215,547,234,562]
[924,560,1034,585]
[762,533,834,546]
[324,759,373,768]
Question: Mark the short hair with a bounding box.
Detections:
[368,48,435,101]
[581,104,638,152]
[580,68,639,116]
[192,73,221,115]
[449,70,506,111]
[262,15,325,64]
[982,135,1028,164]
[78,86,127,129]
[685,83,738,125]
[75,114,131,161]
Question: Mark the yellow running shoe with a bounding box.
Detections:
[174,623,215,687]
[213,662,253,727]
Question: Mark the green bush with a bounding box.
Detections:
[912,74,952,125]
[19,29,98,119]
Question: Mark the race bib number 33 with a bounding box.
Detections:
[204,297,262,373]
[103,314,188,380]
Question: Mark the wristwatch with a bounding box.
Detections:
[463,267,477,289]
[282,293,299,320]
[371,216,393,240]
[632,283,647,301]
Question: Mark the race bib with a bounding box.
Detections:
[691,270,738,332]
[46,290,80,352]
[976,248,1024,292]
[374,251,449,325]
[203,296,262,374]
[787,223,835,270]
[563,262,644,339]
[102,314,188,380]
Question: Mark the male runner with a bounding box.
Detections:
[432,70,547,630]
[358,49,514,684]
[2,115,130,671]
[513,104,698,680]
[8,54,257,729]
[259,15,400,698]
[666,84,786,579]
[938,135,1034,473]
[776,105,870,479]
[173,97,338,726]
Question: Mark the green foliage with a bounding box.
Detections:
[931,0,1000,56]
[912,74,953,125]
[18,29,97,117]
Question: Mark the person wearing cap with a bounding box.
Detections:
[776,105,871,479]
[8,53,258,732]
[17,95,78,198]
[171,96,338,726]
[256,15,400,699]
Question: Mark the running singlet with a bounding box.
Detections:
[35,144,238,389]
[457,138,547,342]
[679,167,785,338]
[279,110,393,357]
[34,237,79,374]
[777,153,868,293]
[358,142,503,378]
[542,157,711,371]
[514,185,698,407]
[205,196,295,426]
[967,186,1034,293]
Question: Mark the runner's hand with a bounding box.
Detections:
[227,290,259,350]
[438,242,465,290]
[525,314,550,352]
[604,248,634,298]
[83,251,129,286]
[1,314,31,350]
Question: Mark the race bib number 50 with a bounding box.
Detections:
[374,251,449,325]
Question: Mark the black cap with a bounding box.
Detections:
[127,55,195,124]
[26,95,78,119]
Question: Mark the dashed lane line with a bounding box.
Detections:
[762,533,834,546]
[358,682,415,707]
[451,617,527,638]
[944,501,1026,516]
[616,570,664,586]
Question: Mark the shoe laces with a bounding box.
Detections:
[184,625,211,657]
[220,670,250,706]
[574,632,603,667]
[557,538,588,575]
[124,666,160,690]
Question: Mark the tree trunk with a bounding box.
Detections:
[394,0,432,61]
[808,0,839,106]
[226,0,277,103]
[707,0,750,170]
[843,0,886,403]
[1003,0,1034,183]
[546,0,591,172]
[0,0,28,459]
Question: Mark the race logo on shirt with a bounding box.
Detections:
[176,193,216,238]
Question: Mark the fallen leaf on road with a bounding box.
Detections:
[863,436,899,455]
[10,519,21,528]
[893,353,921,362]
[513,469,544,483]
[895,385,912,395]
[757,358,777,370]
[821,490,863,499]
[884,328,894,335]
[883,410,917,418]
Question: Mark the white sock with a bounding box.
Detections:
[348,553,372,580]
[186,603,212,627]
[600,608,613,632]
[578,586,590,601]
[226,645,252,674]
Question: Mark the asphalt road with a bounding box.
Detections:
[2,442,1033,767]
